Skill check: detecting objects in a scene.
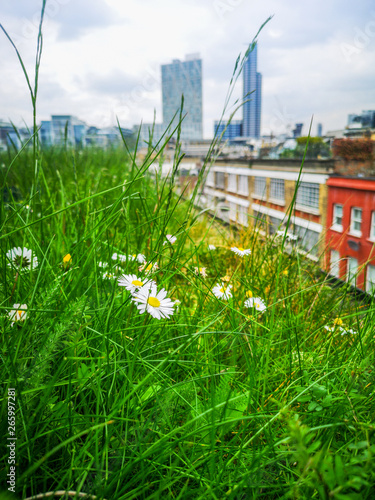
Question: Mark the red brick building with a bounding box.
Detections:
[325,176,375,292]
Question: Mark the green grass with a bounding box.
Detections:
[1,7,375,499]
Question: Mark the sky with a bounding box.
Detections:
[0,0,375,139]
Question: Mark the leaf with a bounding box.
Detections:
[335,454,345,486]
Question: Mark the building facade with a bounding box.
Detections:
[203,158,332,260]
[325,176,375,293]
[161,54,203,141]
[243,44,262,139]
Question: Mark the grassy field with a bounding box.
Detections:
[1,140,374,499]
[1,7,375,499]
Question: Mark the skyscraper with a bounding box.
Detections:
[243,44,262,138]
[161,54,203,141]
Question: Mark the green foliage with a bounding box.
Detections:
[280,136,331,159]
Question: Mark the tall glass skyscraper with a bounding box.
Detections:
[243,44,262,138]
[161,54,203,141]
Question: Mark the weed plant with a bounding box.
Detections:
[0,5,375,500]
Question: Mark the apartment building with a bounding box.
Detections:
[325,175,375,292]
[203,159,334,260]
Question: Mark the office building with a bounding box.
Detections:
[213,120,243,141]
[161,54,203,141]
[243,44,262,138]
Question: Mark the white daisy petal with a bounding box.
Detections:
[230,246,251,257]
[6,247,38,271]
[132,283,175,319]
[8,304,28,326]
[244,297,267,313]
[212,283,233,300]
[118,274,155,294]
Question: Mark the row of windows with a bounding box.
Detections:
[208,173,320,211]
[330,251,375,292]
[332,204,375,239]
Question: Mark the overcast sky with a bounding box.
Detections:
[1,0,374,138]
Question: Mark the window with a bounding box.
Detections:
[229,202,237,221]
[347,257,358,285]
[296,182,320,210]
[350,207,362,236]
[253,177,267,198]
[238,205,248,226]
[228,174,237,193]
[332,204,343,231]
[252,210,267,230]
[206,171,214,186]
[366,264,375,293]
[215,172,225,189]
[270,179,285,202]
[238,175,249,195]
[370,212,375,240]
[293,225,320,256]
[330,250,340,278]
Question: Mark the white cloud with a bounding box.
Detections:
[0,0,374,137]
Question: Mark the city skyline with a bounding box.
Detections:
[0,0,374,138]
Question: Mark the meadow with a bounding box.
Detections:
[1,6,375,499]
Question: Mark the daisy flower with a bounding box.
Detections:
[132,283,175,319]
[98,261,108,268]
[244,297,267,313]
[136,253,146,264]
[139,262,158,274]
[6,247,38,271]
[9,304,27,326]
[103,272,116,280]
[163,235,177,246]
[118,274,155,294]
[212,283,233,300]
[194,267,207,278]
[208,244,216,251]
[230,246,251,257]
[112,253,127,262]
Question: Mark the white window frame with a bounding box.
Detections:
[350,207,362,237]
[346,257,358,285]
[228,174,237,193]
[331,204,343,232]
[269,179,285,204]
[370,212,375,241]
[238,175,249,196]
[296,182,320,211]
[330,250,340,278]
[366,264,375,293]
[253,176,267,199]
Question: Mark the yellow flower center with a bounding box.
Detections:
[146,264,152,271]
[238,247,244,251]
[132,280,143,287]
[17,310,23,318]
[333,317,343,326]
[246,290,253,298]
[147,297,160,308]
[219,287,226,294]
[133,254,136,258]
